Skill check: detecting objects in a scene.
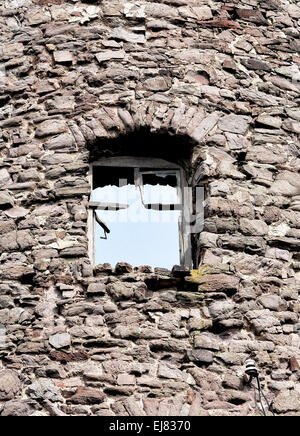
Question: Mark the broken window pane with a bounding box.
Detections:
[141,171,177,187]
[91,173,181,269]
[93,166,134,189]
[141,171,179,206]
[93,183,137,208]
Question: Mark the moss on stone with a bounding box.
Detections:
[176,291,206,306]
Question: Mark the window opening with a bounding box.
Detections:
[89,158,192,269]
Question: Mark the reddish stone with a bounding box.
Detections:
[198,18,242,29]
[34,0,64,4]
[241,58,271,72]
[223,59,237,71]
[115,262,133,274]
[236,9,268,24]
[50,350,89,363]
[290,357,300,372]
[94,263,113,275]
[50,351,71,363]
[172,265,190,278]
[54,275,74,285]
[136,265,153,273]
[68,387,106,405]
[186,389,196,405]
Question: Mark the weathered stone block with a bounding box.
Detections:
[273,391,300,413]
[49,333,71,350]
[35,120,67,138]
[27,379,62,402]
[218,115,250,135]
[1,400,34,417]
[144,77,172,92]
[0,371,20,401]
[240,218,268,236]
[53,50,74,65]
[0,169,12,188]
[68,387,106,405]
[0,231,18,252]
[187,349,214,364]
[109,27,145,44]
[208,301,235,319]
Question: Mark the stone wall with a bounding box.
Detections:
[0,0,299,416]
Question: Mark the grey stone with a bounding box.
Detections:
[0,231,18,252]
[0,169,12,188]
[46,96,75,113]
[187,349,214,364]
[0,42,24,59]
[110,27,145,44]
[245,310,281,334]
[4,0,33,7]
[27,379,62,402]
[35,120,67,137]
[96,50,125,63]
[37,79,60,95]
[157,362,184,381]
[87,282,106,295]
[5,207,29,219]
[276,65,299,79]
[269,76,299,92]
[194,335,220,351]
[286,108,300,122]
[124,3,146,19]
[49,333,71,349]
[191,113,219,143]
[208,301,235,319]
[217,352,243,366]
[1,400,34,416]
[256,115,282,129]
[44,133,74,151]
[246,146,286,164]
[268,380,294,391]
[239,89,279,106]
[107,283,134,300]
[0,191,14,208]
[241,58,271,72]
[179,6,212,20]
[258,295,282,311]
[218,115,250,134]
[240,218,268,236]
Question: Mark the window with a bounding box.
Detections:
[88,157,193,269]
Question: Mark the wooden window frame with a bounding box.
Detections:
[88,156,192,268]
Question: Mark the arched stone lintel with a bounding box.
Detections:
[67,102,222,150]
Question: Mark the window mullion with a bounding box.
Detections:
[89,201,129,210]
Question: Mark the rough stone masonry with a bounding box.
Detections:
[0,0,299,416]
